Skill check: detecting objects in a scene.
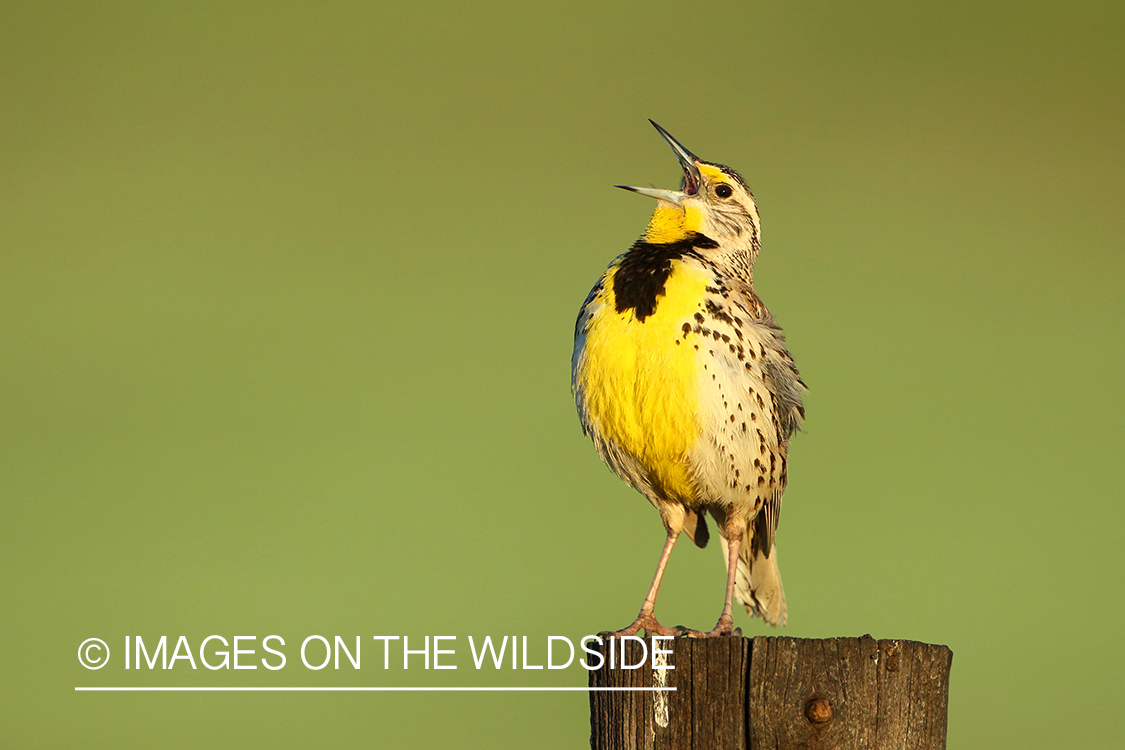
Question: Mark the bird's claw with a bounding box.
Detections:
[675,619,742,639]
[606,612,680,638]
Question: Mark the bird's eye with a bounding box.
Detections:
[714,184,733,199]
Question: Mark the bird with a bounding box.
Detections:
[571,120,806,637]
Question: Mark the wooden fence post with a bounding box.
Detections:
[588,635,952,750]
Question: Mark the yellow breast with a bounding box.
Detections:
[576,260,709,504]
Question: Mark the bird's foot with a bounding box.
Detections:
[678,615,742,639]
[607,611,680,638]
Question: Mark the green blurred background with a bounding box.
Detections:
[2,1,1122,747]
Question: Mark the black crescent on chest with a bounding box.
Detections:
[613,233,719,322]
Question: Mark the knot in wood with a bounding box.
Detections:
[804,697,833,725]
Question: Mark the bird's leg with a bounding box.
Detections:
[681,520,744,638]
[706,528,743,636]
[610,531,680,638]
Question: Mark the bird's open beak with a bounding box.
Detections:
[616,120,704,205]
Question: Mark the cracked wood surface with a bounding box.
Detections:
[589,636,952,749]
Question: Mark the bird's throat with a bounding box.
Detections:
[644,202,703,244]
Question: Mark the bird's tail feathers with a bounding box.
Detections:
[723,532,787,627]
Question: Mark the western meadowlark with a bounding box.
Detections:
[572,121,806,637]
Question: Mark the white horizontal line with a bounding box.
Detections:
[75,686,675,692]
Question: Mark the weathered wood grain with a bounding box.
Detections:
[589,635,952,750]
[589,636,749,750]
